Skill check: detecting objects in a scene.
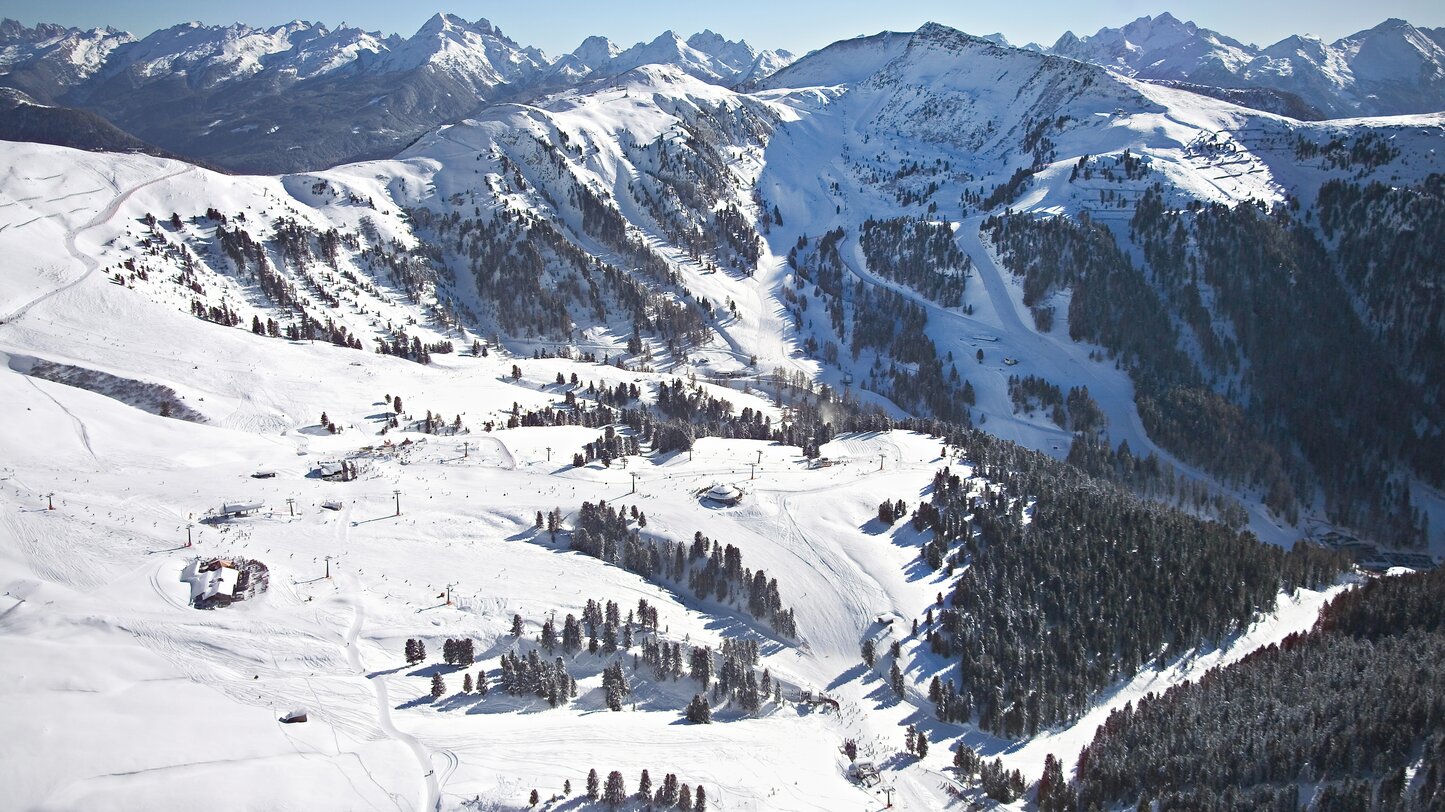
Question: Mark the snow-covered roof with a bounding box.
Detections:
[221,500,264,514]
[182,559,239,603]
[706,482,742,501]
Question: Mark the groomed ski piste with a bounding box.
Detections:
[3,25,1443,811]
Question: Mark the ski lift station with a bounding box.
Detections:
[849,761,880,786]
[219,500,264,518]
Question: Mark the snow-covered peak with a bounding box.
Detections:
[1,18,64,43]
[735,48,796,86]
[1334,18,1445,85]
[0,19,135,95]
[1047,13,1445,117]
[543,35,621,83]
[1050,13,1253,79]
[572,35,620,70]
[376,12,546,84]
[610,29,700,74]
[1262,33,1331,61]
[685,29,795,85]
[547,28,787,86]
[414,11,471,36]
[95,20,345,88]
[686,29,756,67]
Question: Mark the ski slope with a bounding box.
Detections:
[4,24,1443,808]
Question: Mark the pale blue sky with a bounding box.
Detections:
[8,0,1443,56]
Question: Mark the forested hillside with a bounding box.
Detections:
[1073,568,1445,811]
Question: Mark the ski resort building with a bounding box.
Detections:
[849,761,880,787]
[219,501,263,517]
[704,482,743,506]
[183,558,239,608]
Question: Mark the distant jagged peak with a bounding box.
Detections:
[572,34,620,65]
[1,18,66,41]
[376,10,547,82]
[686,29,757,65]
[409,12,520,46]
[414,12,470,35]
[1053,12,1243,57]
[0,17,134,47]
[1048,13,1445,117]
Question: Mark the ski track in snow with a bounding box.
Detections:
[23,376,97,463]
[0,165,195,326]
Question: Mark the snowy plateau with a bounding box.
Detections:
[1,12,1444,812]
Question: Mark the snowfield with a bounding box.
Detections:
[2,22,1441,809]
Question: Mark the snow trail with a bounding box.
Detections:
[0,166,195,325]
[339,588,443,812]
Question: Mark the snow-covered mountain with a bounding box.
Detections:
[542,28,794,87]
[8,11,1443,176]
[370,12,546,83]
[0,17,134,99]
[45,14,553,173]
[1,16,1444,811]
[1052,13,1445,117]
[0,16,795,174]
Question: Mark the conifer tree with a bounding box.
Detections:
[462,673,473,693]
[686,694,712,724]
[430,673,445,700]
[604,770,627,807]
[637,769,652,800]
[587,768,600,801]
[658,774,679,806]
[562,614,582,653]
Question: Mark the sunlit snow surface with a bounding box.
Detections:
[2,34,1444,808]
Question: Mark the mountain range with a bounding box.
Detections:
[1051,13,1445,118]
[1,12,1444,810]
[0,13,792,172]
[3,12,1443,173]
